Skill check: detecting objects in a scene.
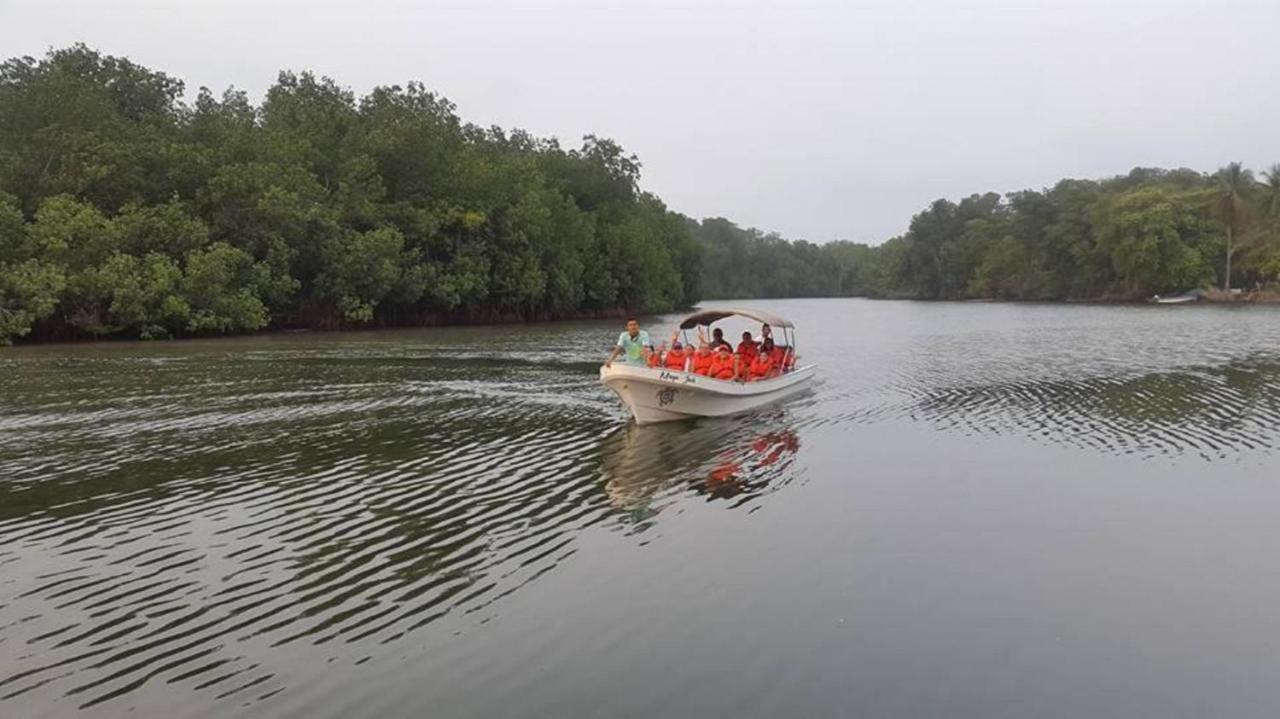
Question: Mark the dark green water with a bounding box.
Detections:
[3,299,1280,718]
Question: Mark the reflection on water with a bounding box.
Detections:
[601,415,802,524]
[3,302,1280,717]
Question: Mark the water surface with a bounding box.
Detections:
[3,299,1280,718]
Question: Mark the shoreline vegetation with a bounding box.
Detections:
[2,47,1279,345]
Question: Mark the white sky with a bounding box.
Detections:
[3,0,1279,243]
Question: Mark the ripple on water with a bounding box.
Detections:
[3,305,1280,714]
[0,344,801,714]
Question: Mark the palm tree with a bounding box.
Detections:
[1262,164,1280,218]
[1215,162,1255,291]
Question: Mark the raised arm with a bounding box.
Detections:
[640,333,655,364]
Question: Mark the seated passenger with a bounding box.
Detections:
[664,341,688,371]
[647,341,666,368]
[736,331,758,359]
[710,328,732,351]
[759,337,772,354]
[781,346,796,371]
[761,338,783,365]
[748,350,773,380]
[708,345,737,381]
[691,343,714,376]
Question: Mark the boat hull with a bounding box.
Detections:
[600,363,815,425]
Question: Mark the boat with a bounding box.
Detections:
[1151,289,1203,304]
[600,308,816,425]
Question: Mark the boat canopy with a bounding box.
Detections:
[678,308,794,330]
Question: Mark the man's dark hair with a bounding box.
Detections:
[712,328,723,336]
[626,317,638,324]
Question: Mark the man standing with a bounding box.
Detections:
[605,318,653,368]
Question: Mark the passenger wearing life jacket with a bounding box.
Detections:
[759,338,782,367]
[759,337,774,360]
[709,328,732,351]
[780,345,796,371]
[663,341,688,371]
[691,343,715,376]
[759,337,794,372]
[748,349,774,380]
[708,345,737,381]
[733,332,757,379]
[646,341,665,368]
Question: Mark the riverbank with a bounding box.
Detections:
[1202,288,1280,303]
[10,293,1280,348]
[9,305,646,347]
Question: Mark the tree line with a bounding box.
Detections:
[0,45,701,343]
[3,46,1278,344]
[696,164,1280,302]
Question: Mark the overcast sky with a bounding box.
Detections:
[4,0,1279,242]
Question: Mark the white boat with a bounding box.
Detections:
[1151,289,1203,304]
[600,308,816,425]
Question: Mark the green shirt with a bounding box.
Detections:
[616,330,652,365]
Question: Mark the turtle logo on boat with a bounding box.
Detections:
[657,387,679,407]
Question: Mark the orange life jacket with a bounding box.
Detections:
[736,340,758,359]
[646,351,662,368]
[664,348,687,371]
[709,351,736,380]
[749,353,773,378]
[692,351,714,375]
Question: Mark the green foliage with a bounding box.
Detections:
[699,164,1279,302]
[90,252,189,338]
[0,191,63,343]
[181,243,271,333]
[3,45,1277,342]
[0,46,705,341]
[695,218,869,299]
[114,200,209,258]
[317,227,410,322]
[0,260,64,344]
[1096,186,1217,294]
[1262,165,1280,219]
[28,195,121,269]
[0,192,26,263]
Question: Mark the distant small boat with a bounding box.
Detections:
[1151,289,1203,304]
[600,308,815,425]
